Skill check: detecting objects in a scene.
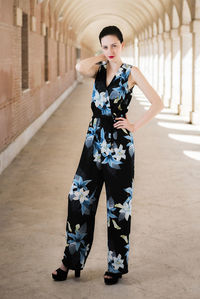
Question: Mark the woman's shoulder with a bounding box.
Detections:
[122,63,139,85]
[123,64,140,78]
[122,63,139,78]
[123,62,138,70]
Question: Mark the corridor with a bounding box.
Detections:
[0,0,200,298]
[0,77,200,298]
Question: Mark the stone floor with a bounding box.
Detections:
[0,77,200,299]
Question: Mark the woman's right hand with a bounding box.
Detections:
[76,53,107,77]
[98,53,107,63]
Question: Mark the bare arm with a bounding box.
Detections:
[129,66,164,133]
[75,53,107,78]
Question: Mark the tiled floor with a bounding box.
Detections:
[0,77,200,299]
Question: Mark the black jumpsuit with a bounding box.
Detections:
[62,60,135,276]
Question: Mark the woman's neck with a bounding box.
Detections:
[107,59,123,71]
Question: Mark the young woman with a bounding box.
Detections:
[52,25,164,285]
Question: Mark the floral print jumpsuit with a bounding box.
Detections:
[62,60,135,276]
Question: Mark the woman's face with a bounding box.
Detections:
[101,34,124,62]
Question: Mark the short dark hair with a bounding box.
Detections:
[99,26,123,45]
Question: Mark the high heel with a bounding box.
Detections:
[52,267,81,281]
[104,271,122,285]
[75,269,81,277]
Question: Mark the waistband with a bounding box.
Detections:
[91,114,118,144]
[92,112,125,121]
[91,114,116,126]
[92,113,114,119]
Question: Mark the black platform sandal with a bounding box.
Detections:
[104,271,122,285]
[52,267,81,281]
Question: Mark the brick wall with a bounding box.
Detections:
[0,0,90,154]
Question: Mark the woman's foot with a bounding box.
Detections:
[104,271,122,285]
[52,262,68,276]
[104,274,113,279]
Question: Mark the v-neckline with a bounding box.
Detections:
[104,61,123,89]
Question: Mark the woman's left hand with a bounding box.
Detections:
[113,114,134,132]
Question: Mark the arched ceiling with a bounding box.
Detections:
[46,0,172,52]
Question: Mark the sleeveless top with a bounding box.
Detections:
[91,60,134,120]
[85,60,135,173]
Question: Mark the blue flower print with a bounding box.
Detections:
[66,222,87,255]
[115,187,133,221]
[93,149,102,163]
[109,67,131,102]
[109,89,121,101]
[69,174,91,193]
[124,186,133,200]
[113,144,126,161]
[101,145,123,169]
[124,134,135,157]
[93,127,127,169]
[107,196,118,227]
[116,64,132,88]
[92,88,111,116]
[79,243,90,267]
[112,65,124,81]
[108,250,124,273]
[85,118,98,148]
[121,65,131,81]
[115,198,132,221]
[120,235,130,263]
[64,221,90,267]
[124,243,129,262]
[69,174,97,215]
[101,154,118,169]
[111,80,130,100]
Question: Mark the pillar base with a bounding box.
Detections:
[178,104,191,117]
[190,111,200,125]
[170,102,179,114]
[163,96,171,107]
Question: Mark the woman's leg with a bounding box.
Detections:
[103,151,135,276]
[61,143,104,270]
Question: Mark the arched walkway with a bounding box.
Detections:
[0,1,200,298]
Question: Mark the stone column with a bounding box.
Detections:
[140,38,145,71]
[157,33,164,98]
[145,38,150,78]
[147,37,153,85]
[152,35,159,90]
[190,19,200,125]
[134,37,139,66]
[137,36,142,70]
[170,28,181,113]
[144,39,148,76]
[162,31,172,107]
[178,24,193,116]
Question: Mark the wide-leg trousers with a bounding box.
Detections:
[62,123,135,275]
